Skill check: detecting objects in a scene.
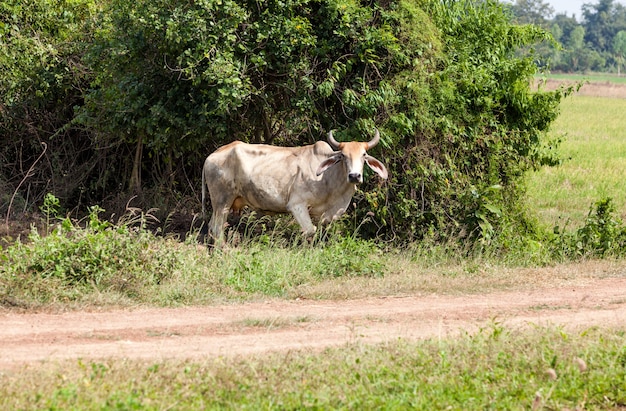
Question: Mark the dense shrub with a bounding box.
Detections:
[1,0,567,246]
[0,0,99,209]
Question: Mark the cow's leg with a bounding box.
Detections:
[208,208,228,245]
[287,202,316,237]
[208,193,237,246]
[320,204,349,225]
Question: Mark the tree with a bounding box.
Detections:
[547,13,580,72]
[582,0,626,53]
[613,30,626,75]
[552,12,582,42]
[0,0,98,212]
[507,0,554,26]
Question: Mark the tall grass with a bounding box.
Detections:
[526,95,626,229]
[1,326,624,410]
[3,203,621,310]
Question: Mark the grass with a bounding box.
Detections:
[0,216,395,308]
[526,95,626,230]
[3,209,625,310]
[1,326,624,410]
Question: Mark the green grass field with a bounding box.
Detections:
[546,72,626,85]
[526,94,626,230]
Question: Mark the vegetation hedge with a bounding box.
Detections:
[0,0,569,245]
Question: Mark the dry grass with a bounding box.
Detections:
[288,256,626,300]
[536,77,626,98]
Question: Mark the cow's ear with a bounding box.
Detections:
[365,155,388,179]
[316,154,342,176]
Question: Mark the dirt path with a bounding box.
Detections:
[1,277,625,369]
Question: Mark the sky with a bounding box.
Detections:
[547,0,626,19]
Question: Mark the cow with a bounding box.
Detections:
[202,130,388,244]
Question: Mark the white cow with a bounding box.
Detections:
[202,130,388,243]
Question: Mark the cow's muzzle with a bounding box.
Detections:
[348,173,362,184]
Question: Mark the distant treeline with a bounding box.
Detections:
[505,0,626,74]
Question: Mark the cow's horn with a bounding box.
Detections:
[367,129,380,149]
[327,130,341,149]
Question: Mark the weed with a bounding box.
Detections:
[318,236,385,278]
[237,317,295,329]
[40,193,61,233]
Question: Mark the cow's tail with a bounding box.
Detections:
[201,164,206,220]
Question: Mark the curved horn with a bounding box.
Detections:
[327,130,341,149]
[366,129,380,149]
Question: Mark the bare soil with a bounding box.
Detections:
[538,78,626,98]
[1,277,625,370]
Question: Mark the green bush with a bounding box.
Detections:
[0,0,99,207]
[0,199,179,306]
[81,0,567,246]
[551,198,626,259]
[1,0,567,248]
[354,0,567,245]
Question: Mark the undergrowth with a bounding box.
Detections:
[1,193,626,309]
[0,196,180,307]
[550,198,626,260]
[0,194,388,308]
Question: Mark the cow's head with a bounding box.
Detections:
[316,129,388,183]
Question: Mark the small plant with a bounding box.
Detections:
[550,198,626,259]
[463,184,503,244]
[319,236,385,278]
[40,193,61,233]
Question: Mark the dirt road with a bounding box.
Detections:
[1,277,625,369]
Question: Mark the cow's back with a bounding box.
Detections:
[204,141,332,213]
